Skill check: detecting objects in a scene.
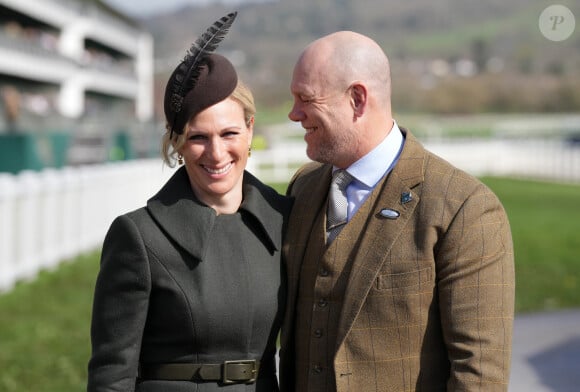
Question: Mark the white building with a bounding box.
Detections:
[0,0,153,123]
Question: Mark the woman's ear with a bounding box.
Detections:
[349,83,367,117]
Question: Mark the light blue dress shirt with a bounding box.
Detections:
[335,121,405,221]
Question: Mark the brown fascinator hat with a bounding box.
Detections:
[163,12,238,137]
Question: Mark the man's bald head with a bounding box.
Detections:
[297,31,392,106]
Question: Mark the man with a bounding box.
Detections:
[279,31,515,391]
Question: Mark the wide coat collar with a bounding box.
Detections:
[283,128,427,352]
[146,166,288,261]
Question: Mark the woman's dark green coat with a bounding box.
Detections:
[88,167,292,392]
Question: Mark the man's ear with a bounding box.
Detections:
[349,83,367,117]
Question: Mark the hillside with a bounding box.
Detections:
[143,0,580,115]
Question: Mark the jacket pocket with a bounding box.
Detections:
[376,267,432,290]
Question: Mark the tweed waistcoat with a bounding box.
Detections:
[294,175,387,391]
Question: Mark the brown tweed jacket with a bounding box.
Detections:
[279,129,515,391]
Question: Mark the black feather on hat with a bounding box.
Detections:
[164,12,238,137]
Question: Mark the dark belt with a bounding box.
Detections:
[138,359,260,384]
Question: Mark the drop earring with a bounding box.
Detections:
[248,147,252,157]
[177,154,184,165]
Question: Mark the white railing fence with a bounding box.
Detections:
[423,137,580,183]
[1,136,579,293]
[0,160,174,292]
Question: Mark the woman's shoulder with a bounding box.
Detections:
[106,206,153,235]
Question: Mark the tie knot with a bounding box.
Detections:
[326,170,353,244]
[332,169,352,190]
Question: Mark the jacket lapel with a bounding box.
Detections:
[335,130,426,350]
[281,162,331,349]
[285,163,331,272]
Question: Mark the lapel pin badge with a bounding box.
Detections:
[401,192,413,204]
[380,208,400,219]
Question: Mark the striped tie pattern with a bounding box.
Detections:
[326,169,353,244]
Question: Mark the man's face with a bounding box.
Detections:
[288,57,356,167]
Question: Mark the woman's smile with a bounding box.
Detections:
[202,162,233,175]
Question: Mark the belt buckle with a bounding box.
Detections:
[222,359,257,384]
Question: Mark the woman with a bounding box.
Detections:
[87,13,291,391]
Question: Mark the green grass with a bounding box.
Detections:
[0,177,578,390]
[480,177,580,313]
[0,252,99,392]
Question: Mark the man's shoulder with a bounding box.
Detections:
[401,129,492,197]
[295,161,326,178]
[419,145,498,202]
[291,162,328,184]
[287,161,329,195]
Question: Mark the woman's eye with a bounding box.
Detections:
[188,134,205,141]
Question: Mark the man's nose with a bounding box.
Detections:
[288,103,304,122]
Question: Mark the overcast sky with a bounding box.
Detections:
[103,0,253,18]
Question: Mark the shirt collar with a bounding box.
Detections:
[340,121,404,188]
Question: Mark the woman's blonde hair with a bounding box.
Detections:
[161,80,255,167]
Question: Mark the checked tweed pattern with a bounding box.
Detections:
[326,169,353,244]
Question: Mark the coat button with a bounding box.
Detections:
[319,267,329,277]
[314,329,323,338]
[313,365,323,374]
[318,298,328,308]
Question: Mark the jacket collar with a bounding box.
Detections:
[146,167,286,260]
[391,128,425,189]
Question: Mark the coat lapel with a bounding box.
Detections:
[241,171,289,252]
[335,130,426,350]
[146,167,216,261]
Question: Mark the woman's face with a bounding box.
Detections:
[179,98,252,210]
